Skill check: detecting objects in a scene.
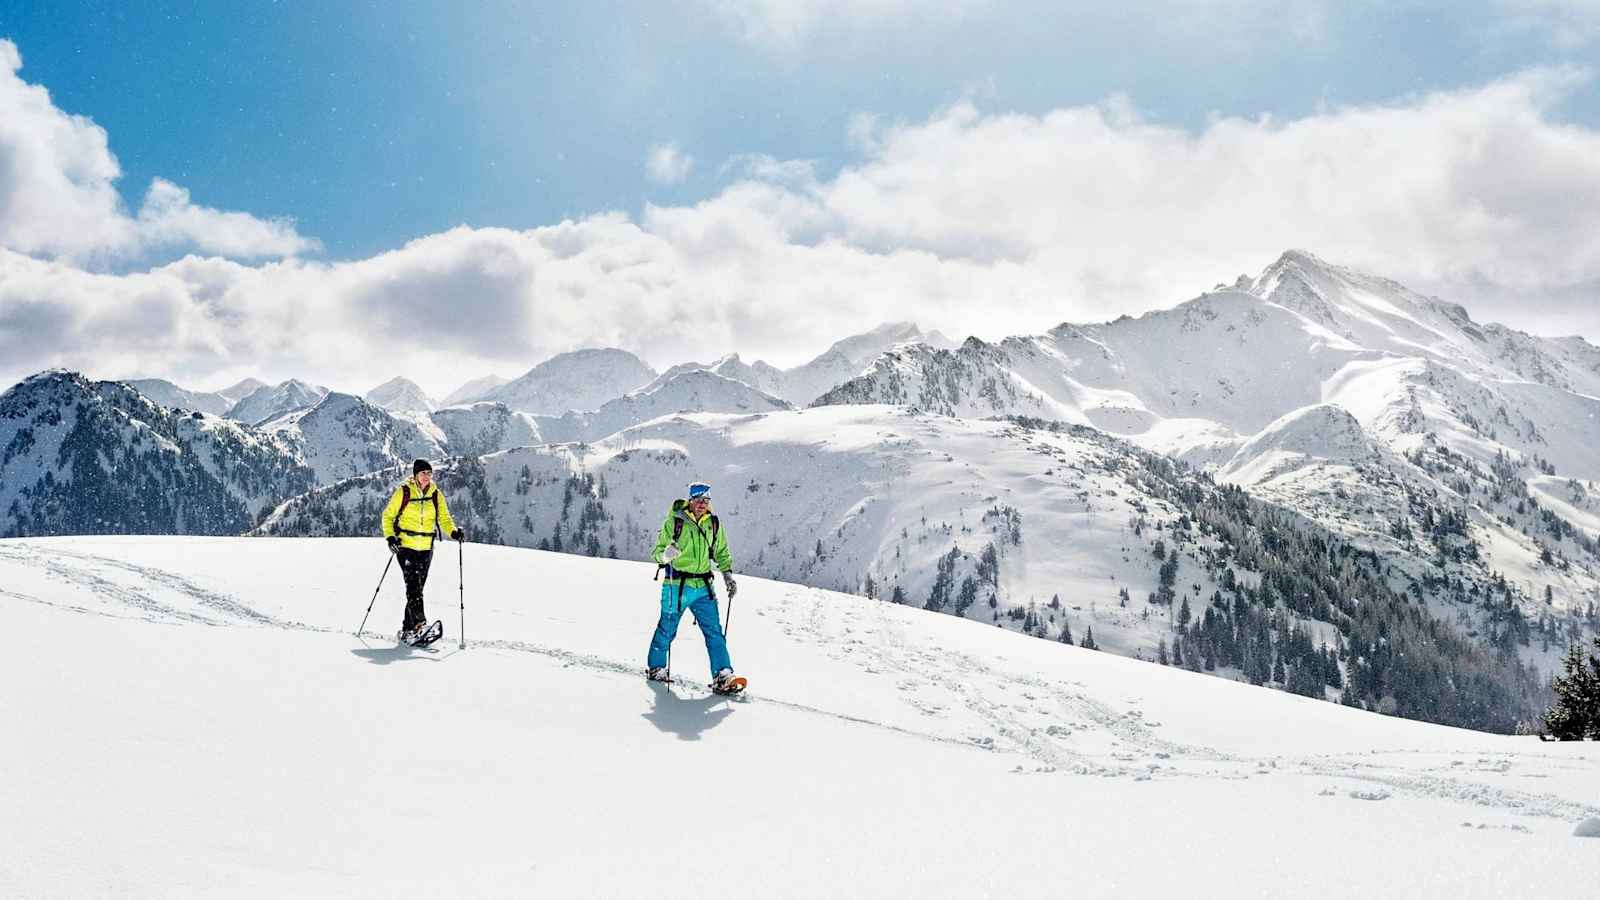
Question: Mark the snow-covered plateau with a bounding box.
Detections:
[3,536,1596,898]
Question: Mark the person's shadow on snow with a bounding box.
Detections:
[350,642,451,665]
[642,680,735,741]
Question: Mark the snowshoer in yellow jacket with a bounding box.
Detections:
[380,459,462,642]
[645,480,743,693]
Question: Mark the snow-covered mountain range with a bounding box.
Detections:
[448,322,955,413]
[814,251,1600,629]
[0,375,541,535]
[0,371,315,534]
[530,370,792,443]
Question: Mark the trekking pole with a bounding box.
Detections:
[356,550,396,637]
[457,538,466,650]
[723,588,736,640]
[665,586,683,683]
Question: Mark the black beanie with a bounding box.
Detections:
[413,458,432,475]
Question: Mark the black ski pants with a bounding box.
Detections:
[395,545,434,631]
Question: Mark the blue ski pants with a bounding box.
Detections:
[647,579,731,675]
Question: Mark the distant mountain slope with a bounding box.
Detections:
[0,371,314,535]
[366,376,436,414]
[781,321,957,406]
[217,377,268,403]
[226,379,330,426]
[812,251,1600,635]
[258,392,447,486]
[441,373,508,406]
[430,402,543,456]
[482,349,657,415]
[535,370,793,443]
[122,378,233,416]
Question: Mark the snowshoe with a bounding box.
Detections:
[711,670,747,695]
[402,620,443,648]
[646,666,672,683]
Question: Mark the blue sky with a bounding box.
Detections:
[2,1,1600,392]
[8,0,1596,260]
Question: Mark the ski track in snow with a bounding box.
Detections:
[761,583,1600,822]
[6,541,1596,825]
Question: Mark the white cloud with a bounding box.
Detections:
[6,66,1600,396]
[0,39,316,265]
[646,143,694,185]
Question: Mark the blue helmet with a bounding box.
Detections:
[687,481,712,502]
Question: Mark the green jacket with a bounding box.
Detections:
[650,499,733,575]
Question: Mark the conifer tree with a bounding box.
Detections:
[1544,637,1600,740]
[1080,626,1098,651]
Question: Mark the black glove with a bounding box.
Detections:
[722,571,738,599]
[451,529,464,542]
[386,536,400,551]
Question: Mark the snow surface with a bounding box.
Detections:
[3,536,1596,898]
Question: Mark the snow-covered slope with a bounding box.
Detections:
[0,371,314,535]
[365,376,436,414]
[534,370,793,443]
[217,377,268,404]
[430,402,544,456]
[812,252,1600,642]
[482,348,657,415]
[1219,404,1379,486]
[122,378,233,416]
[782,321,957,406]
[441,373,509,406]
[3,536,1595,898]
[259,392,447,486]
[225,378,330,426]
[643,353,788,398]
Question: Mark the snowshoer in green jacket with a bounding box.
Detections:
[646,481,742,692]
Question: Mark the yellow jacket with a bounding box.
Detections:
[380,477,458,551]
